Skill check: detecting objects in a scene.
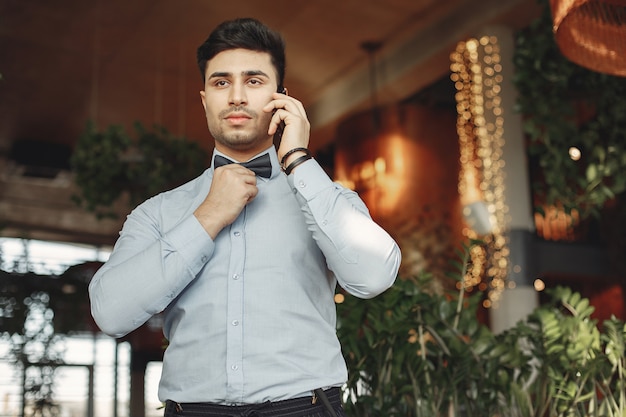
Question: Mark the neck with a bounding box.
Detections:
[215,142,273,162]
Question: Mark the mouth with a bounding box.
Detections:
[224,112,252,126]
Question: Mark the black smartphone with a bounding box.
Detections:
[273,86,287,147]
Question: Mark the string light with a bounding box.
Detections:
[451,36,510,308]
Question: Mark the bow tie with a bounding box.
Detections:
[213,153,272,178]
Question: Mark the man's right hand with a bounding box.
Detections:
[193,164,258,239]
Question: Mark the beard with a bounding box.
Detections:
[212,129,260,149]
[209,106,271,150]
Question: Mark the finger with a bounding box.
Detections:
[263,94,306,117]
[281,95,307,117]
[246,186,259,203]
[267,109,286,135]
[268,106,305,129]
[242,173,258,185]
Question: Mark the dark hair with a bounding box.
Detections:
[197,18,286,90]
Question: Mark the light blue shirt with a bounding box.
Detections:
[89,146,401,405]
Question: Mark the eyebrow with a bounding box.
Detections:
[208,70,271,80]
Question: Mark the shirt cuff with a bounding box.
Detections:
[165,215,215,271]
[287,159,333,201]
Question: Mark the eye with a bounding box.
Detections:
[247,78,264,86]
[213,79,229,88]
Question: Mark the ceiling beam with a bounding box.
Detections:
[307,0,533,149]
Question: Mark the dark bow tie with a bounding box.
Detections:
[213,153,272,178]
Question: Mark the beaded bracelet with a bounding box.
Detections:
[280,147,310,168]
[284,154,312,175]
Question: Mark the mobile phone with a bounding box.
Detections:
[273,86,287,146]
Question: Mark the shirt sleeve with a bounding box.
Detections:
[88,199,215,338]
[287,159,401,299]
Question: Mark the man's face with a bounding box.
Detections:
[200,48,278,156]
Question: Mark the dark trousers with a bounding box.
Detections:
[163,388,346,417]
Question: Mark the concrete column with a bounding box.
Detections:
[480,25,539,333]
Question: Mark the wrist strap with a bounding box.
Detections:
[280,147,310,168]
[284,154,312,175]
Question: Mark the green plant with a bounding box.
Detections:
[513,0,626,219]
[338,241,505,417]
[337,243,626,416]
[497,286,626,417]
[70,121,208,218]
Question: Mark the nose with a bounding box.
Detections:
[229,82,247,106]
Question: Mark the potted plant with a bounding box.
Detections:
[70,121,208,218]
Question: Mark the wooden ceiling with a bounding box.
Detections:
[0,0,540,245]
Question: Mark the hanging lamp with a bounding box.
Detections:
[550,0,626,76]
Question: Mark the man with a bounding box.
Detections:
[89,17,401,416]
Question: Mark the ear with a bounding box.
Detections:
[199,90,207,111]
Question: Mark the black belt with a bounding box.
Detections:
[164,387,342,417]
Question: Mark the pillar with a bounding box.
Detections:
[481,25,539,333]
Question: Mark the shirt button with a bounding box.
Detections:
[231,364,239,371]
[232,273,240,280]
[299,180,306,188]
[232,320,239,326]
[322,220,328,226]
[233,231,241,237]
[292,188,297,194]
[201,256,208,263]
